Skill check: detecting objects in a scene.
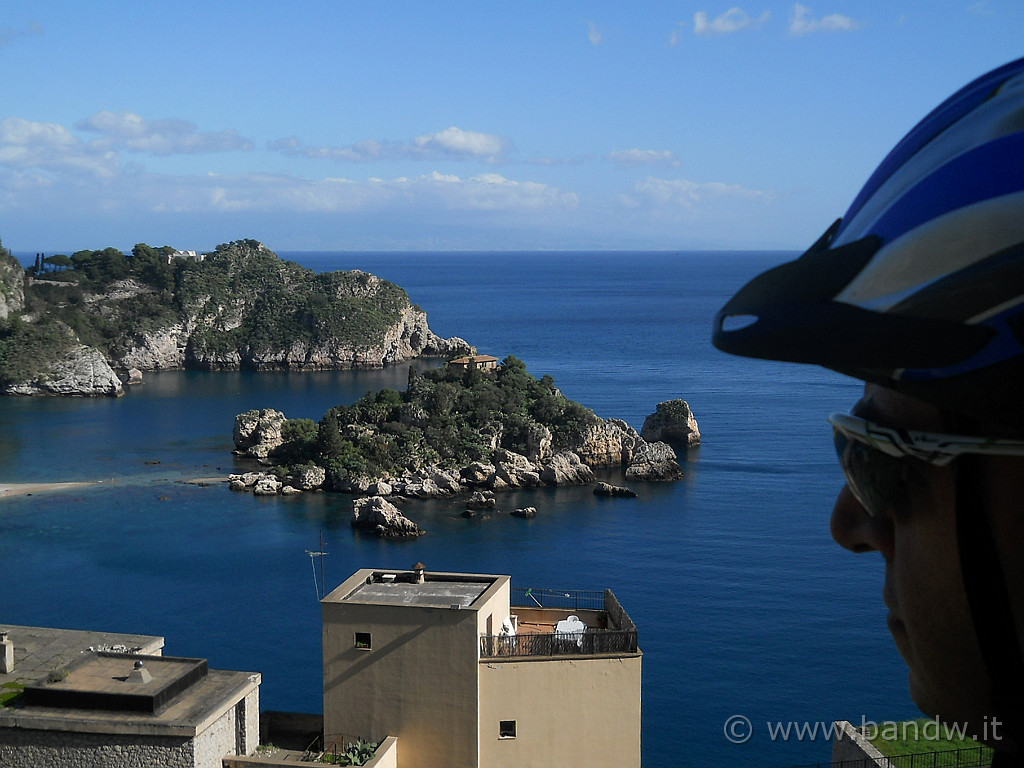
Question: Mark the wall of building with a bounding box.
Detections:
[192,686,261,767]
[0,728,194,768]
[475,578,511,638]
[832,720,886,766]
[478,653,642,768]
[323,601,481,768]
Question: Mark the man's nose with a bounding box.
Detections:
[831,484,895,561]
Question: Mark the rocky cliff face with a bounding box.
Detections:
[108,246,471,371]
[641,399,701,448]
[113,305,468,372]
[0,252,25,321]
[3,240,471,396]
[4,344,123,397]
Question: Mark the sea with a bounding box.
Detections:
[0,251,921,767]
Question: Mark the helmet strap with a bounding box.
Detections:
[955,454,1024,764]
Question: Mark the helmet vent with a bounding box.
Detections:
[719,314,758,332]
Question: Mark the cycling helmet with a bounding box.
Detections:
[713,56,1024,428]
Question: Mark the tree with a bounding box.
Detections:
[43,254,73,271]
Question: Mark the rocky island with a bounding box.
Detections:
[0,238,469,396]
[229,356,699,534]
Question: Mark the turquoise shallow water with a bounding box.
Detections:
[0,252,918,766]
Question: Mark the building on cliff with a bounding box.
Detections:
[0,624,260,768]
[322,566,642,768]
[447,354,499,371]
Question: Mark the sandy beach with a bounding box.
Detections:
[0,481,102,499]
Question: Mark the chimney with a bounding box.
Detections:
[1,631,14,674]
[126,659,153,684]
[413,562,426,584]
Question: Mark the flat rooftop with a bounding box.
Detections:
[343,579,493,608]
[0,624,259,737]
[0,624,164,687]
[24,653,208,714]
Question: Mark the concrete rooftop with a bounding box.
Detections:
[342,579,493,608]
[0,624,259,737]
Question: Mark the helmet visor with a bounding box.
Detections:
[829,412,1024,518]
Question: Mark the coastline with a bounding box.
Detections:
[0,481,102,499]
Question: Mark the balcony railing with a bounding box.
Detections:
[786,744,993,768]
[481,587,639,659]
[511,587,606,611]
[480,627,639,658]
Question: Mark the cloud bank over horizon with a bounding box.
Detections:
[0,2,1019,251]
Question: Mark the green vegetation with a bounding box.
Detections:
[322,738,379,765]
[271,355,602,488]
[0,238,416,387]
[868,718,993,759]
[0,318,76,389]
[0,681,24,707]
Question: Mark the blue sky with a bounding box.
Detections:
[1,1,1022,253]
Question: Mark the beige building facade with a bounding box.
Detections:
[322,567,641,768]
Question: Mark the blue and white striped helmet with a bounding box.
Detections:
[714,56,1024,424]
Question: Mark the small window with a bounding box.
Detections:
[354,632,372,650]
[499,720,517,739]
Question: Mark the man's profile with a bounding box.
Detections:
[714,57,1024,766]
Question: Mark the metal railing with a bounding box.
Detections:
[480,627,638,658]
[511,587,605,611]
[785,745,993,768]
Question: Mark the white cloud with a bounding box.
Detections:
[0,155,579,220]
[269,127,511,163]
[789,4,861,35]
[694,8,770,36]
[413,127,508,157]
[77,111,254,155]
[625,176,772,210]
[607,149,681,169]
[586,21,604,45]
[0,117,120,178]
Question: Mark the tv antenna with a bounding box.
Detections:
[306,530,329,601]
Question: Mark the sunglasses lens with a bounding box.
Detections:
[833,428,910,518]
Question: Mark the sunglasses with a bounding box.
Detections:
[829,412,1024,518]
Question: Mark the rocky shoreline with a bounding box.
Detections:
[229,398,700,537]
[1,241,471,397]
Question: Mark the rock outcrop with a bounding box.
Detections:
[641,399,701,448]
[594,482,638,498]
[233,409,287,460]
[3,344,124,397]
[624,440,684,481]
[230,409,685,500]
[352,496,424,537]
[538,451,596,486]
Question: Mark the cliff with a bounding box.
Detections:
[0,239,471,396]
[0,246,24,321]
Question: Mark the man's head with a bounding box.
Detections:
[713,56,1024,751]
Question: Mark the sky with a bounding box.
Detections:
[1,1,1023,253]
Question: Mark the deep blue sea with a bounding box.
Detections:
[0,251,920,766]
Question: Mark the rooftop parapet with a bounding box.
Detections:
[480,587,639,659]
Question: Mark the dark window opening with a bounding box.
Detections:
[499,720,517,739]
[355,632,372,650]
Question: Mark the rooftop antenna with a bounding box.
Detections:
[306,530,328,601]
